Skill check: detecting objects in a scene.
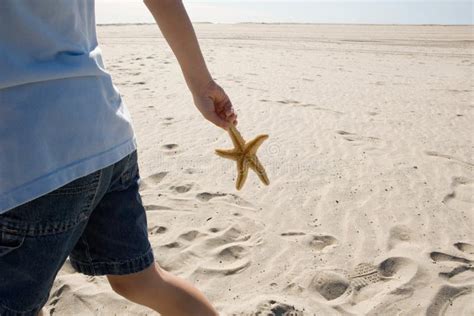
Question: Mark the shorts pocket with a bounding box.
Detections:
[0,229,25,257]
[113,152,139,192]
[49,170,101,196]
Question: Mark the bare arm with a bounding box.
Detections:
[144,0,237,129]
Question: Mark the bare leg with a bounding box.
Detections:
[107,263,218,316]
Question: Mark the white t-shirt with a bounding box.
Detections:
[0,0,136,213]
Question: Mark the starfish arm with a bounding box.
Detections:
[229,125,246,151]
[236,158,249,190]
[215,148,240,160]
[216,125,270,189]
[245,134,269,156]
[249,156,270,186]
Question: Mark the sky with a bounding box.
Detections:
[95,0,473,25]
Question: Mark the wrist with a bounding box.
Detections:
[185,68,214,96]
[188,74,214,97]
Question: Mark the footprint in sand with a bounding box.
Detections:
[425,151,474,168]
[140,172,168,191]
[309,257,418,305]
[455,242,474,255]
[336,130,380,143]
[272,98,343,115]
[179,230,202,242]
[159,225,256,276]
[162,117,174,126]
[300,104,344,115]
[196,191,254,208]
[442,177,474,211]
[349,262,383,290]
[148,172,168,184]
[388,224,414,250]
[336,130,353,136]
[254,299,304,316]
[427,285,474,316]
[280,231,337,251]
[162,229,204,250]
[335,130,386,152]
[170,183,193,194]
[144,204,172,211]
[161,143,181,155]
[48,284,69,315]
[336,130,364,143]
[162,143,178,150]
[196,192,227,202]
[277,99,300,105]
[309,270,351,303]
[184,168,199,175]
[148,225,168,235]
[430,242,474,283]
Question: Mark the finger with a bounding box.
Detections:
[226,113,237,123]
[218,104,230,118]
[205,110,229,129]
[219,110,228,121]
[216,102,225,113]
[225,108,235,117]
[221,99,233,113]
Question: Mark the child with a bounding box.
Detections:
[0,0,237,315]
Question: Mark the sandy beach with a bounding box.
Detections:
[44,24,473,315]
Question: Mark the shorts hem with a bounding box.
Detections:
[0,294,48,316]
[69,248,154,276]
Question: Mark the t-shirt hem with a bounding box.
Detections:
[0,138,137,214]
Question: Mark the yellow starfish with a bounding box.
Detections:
[215,124,270,190]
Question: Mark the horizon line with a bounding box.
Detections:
[97,22,474,27]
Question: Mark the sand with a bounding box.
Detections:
[44,24,474,315]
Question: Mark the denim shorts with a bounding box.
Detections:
[0,151,154,315]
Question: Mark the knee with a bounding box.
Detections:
[108,276,148,299]
[108,278,132,298]
[107,264,163,299]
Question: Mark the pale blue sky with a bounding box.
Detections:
[95,0,473,25]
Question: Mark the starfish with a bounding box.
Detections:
[215,124,270,190]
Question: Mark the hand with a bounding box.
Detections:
[192,80,238,130]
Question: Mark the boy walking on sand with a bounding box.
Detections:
[0,0,237,315]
